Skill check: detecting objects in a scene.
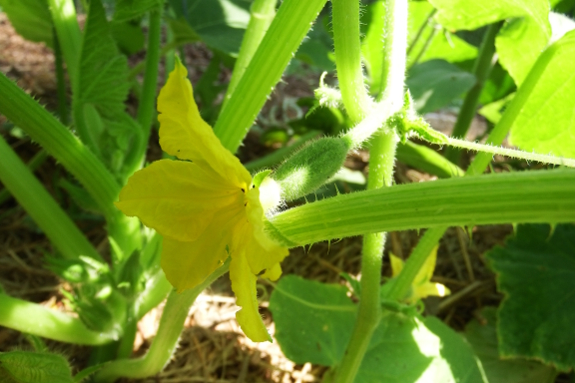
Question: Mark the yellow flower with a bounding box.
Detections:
[115,60,288,342]
[390,246,450,303]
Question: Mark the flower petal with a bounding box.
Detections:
[161,236,229,292]
[157,59,250,186]
[389,252,404,277]
[230,249,271,342]
[413,245,439,286]
[116,159,244,242]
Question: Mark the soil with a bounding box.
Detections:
[0,12,567,383]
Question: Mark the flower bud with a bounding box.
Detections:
[272,137,351,201]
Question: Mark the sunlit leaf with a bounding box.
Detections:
[429,0,551,85]
[487,224,575,370]
[270,275,486,382]
[508,30,575,158]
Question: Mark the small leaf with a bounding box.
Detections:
[464,307,556,383]
[0,351,74,383]
[406,59,475,113]
[487,223,575,370]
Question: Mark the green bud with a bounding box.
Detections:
[0,351,74,383]
[272,137,351,201]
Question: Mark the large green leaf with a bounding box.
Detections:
[113,0,162,22]
[486,224,575,371]
[168,0,250,56]
[270,275,486,383]
[0,0,53,47]
[406,59,476,113]
[269,275,356,365]
[429,0,551,85]
[464,307,556,383]
[508,30,575,158]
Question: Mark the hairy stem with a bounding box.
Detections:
[331,0,406,382]
[213,0,328,153]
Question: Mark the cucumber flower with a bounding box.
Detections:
[116,60,288,342]
[390,246,450,304]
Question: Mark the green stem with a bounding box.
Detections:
[213,0,328,153]
[0,293,116,345]
[93,260,230,382]
[135,270,173,320]
[222,0,277,110]
[409,24,437,68]
[136,8,162,139]
[53,27,69,125]
[396,141,464,178]
[406,9,436,56]
[332,0,372,122]
[0,135,102,262]
[445,137,575,167]
[0,149,48,205]
[444,22,501,164]
[331,0,406,382]
[269,168,575,246]
[0,73,120,217]
[47,0,82,88]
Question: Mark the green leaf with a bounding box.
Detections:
[113,0,162,22]
[0,351,74,383]
[111,20,145,55]
[464,307,556,383]
[0,0,53,47]
[508,30,575,158]
[269,275,356,365]
[486,224,575,370]
[270,276,487,382]
[168,0,250,56]
[406,59,476,113]
[74,0,139,174]
[429,0,551,85]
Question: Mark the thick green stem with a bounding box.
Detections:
[331,0,406,382]
[0,149,48,205]
[53,27,69,125]
[444,22,501,164]
[268,169,575,246]
[213,0,327,153]
[222,0,277,109]
[0,294,116,345]
[0,73,120,217]
[47,0,81,88]
[93,260,230,382]
[0,135,102,262]
[136,8,162,139]
[332,0,372,122]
